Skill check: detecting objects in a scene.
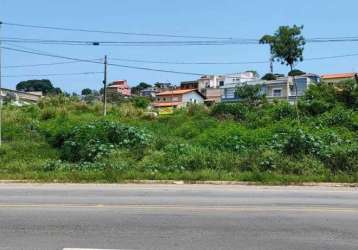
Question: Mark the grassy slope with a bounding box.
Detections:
[1,90,358,184]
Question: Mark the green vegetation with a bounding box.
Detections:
[16,79,62,95]
[1,80,358,184]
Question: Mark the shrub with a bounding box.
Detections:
[272,128,325,156]
[59,121,151,162]
[320,106,354,127]
[132,96,151,109]
[272,101,297,120]
[211,102,248,120]
[322,144,358,173]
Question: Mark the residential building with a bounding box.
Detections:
[180,80,199,90]
[107,80,131,96]
[140,87,157,98]
[221,73,320,103]
[220,71,260,102]
[264,74,320,103]
[153,89,205,109]
[321,72,358,84]
[0,88,43,103]
[223,71,259,86]
[197,75,225,92]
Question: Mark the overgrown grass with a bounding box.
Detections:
[1,80,358,184]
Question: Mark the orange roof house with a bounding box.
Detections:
[153,89,204,108]
[321,73,358,83]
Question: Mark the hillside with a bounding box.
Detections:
[1,80,358,184]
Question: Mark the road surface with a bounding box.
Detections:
[0,183,357,250]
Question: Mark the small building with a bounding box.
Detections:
[197,75,225,92]
[180,80,199,90]
[107,80,131,96]
[153,89,205,110]
[221,73,320,103]
[140,87,157,98]
[0,88,43,104]
[321,72,358,84]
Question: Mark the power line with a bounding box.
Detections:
[2,71,103,78]
[0,37,258,46]
[4,61,88,68]
[1,21,235,40]
[112,52,358,65]
[1,46,206,76]
[110,57,269,65]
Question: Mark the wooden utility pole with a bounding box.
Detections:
[103,55,108,116]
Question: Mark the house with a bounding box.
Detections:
[223,71,259,86]
[180,80,199,90]
[220,71,260,102]
[321,72,358,84]
[153,89,205,110]
[221,73,320,103]
[140,87,157,98]
[197,75,225,92]
[0,88,43,104]
[264,73,320,103]
[107,80,131,96]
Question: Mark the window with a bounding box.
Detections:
[273,89,282,97]
[172,97,179,102]
[219,81,224,87]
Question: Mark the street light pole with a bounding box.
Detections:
[103,55,108,116]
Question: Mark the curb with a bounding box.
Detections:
[0,179,357,187]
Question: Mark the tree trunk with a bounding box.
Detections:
[290,64,300,124]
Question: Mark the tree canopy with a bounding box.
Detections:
[16,79,62,95]
[131,82,152,95]
[81,88,93,96]
[260,25,305,70]
[288,69,306,77]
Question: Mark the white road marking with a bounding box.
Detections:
[63,248,133,250]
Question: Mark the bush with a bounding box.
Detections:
[132,96,150,109]
[272,102,297,120]
[59,121,151,162]
[272,128,325,156]
[211,102,248,120]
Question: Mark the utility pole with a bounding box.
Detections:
[0,21,3,147]
[103,55,108,116]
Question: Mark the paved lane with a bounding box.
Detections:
[0,184,357,250]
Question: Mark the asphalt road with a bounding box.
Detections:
[0,184,358,250]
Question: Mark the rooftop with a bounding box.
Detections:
[321,73,357,79]
[156,89,196,96]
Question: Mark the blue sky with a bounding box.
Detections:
[1,0,358,93]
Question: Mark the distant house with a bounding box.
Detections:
[265,74,320,103]
[321,72,358,83]
[140,87,157,98]
[197,75,225,92]
[180,80,199,90]
[107,80,131,96]
[221,73,320,103]
[153,89,205,109]
[0,88,43,104]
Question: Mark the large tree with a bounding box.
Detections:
[260,25,305,119]
[131,82,152,95]
[16,79,62,95]
[81,88,92,96]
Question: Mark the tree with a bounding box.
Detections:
[81,88,92,96]
[16,79,62,95]
[261,25,306,120]
[235,84,265,106]
[288,69,306,77]
[131,82,152,95]
[259,35,275,73]
[261,73,277,81]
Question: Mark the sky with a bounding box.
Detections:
[1,0,358,93]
